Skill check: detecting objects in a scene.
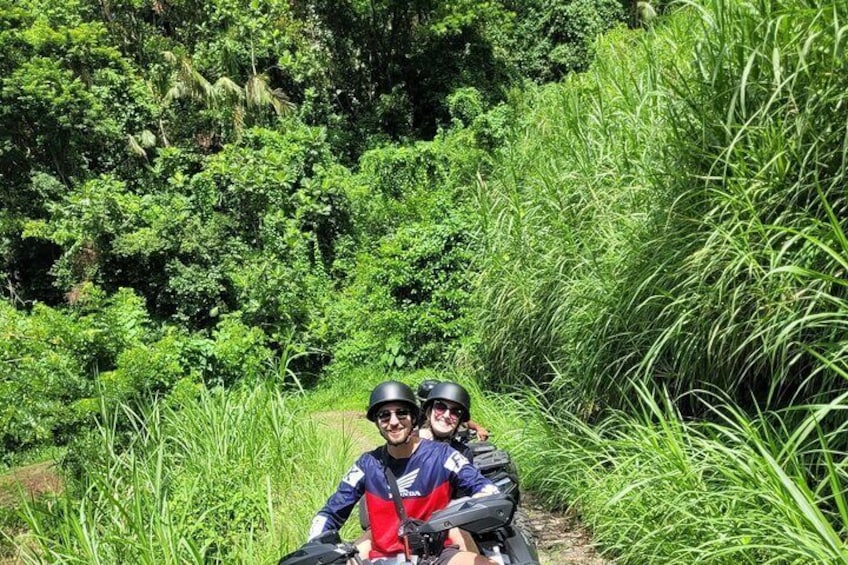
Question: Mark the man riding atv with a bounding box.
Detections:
[308,381,500,565]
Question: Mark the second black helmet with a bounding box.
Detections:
[416,379,441,403]
[422,381,471,423]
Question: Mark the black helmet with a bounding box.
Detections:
[366,381,420,422]
[416,379,441,403]
[422,382,471,423]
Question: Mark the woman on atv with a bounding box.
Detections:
[416,381,491,552]
[416,380,490,454]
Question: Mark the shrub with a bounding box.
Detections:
[0,289,151,459]
[326,129,488,374]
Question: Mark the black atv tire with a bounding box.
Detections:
[512,507,536,547]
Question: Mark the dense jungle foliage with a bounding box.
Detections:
[0,0,628,459]
[2,0,847,562]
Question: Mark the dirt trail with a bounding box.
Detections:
[1,461,64,565]
[317,411,611,565]
[0,461,62,507]
[522,495,610,565]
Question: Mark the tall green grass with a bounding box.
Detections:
[9,384,360,564]
[627,0,848,405]
[474,15,696,407]
[446,377,848,562]
[476,0,848,413]
[508,385,848,564]
[473,0,848,560]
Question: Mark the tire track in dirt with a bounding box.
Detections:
[522,494,610,565]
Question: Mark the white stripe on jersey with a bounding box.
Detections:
[308,515,328,540]
[342,463,365,487]
[443,451,470,474]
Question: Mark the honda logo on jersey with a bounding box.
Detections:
[389,469,422,497]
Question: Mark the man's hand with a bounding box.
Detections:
[467,420,490,441]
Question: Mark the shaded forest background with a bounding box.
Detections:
[1,0,632,458]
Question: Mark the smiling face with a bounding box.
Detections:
[375,401,415,446]
[427,399,464,439]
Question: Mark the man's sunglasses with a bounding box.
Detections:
[376,408,412,423]
[432,400,465,420]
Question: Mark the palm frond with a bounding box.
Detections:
[127,134,147,159]
[245,73,295,116]
[213,76,244,103]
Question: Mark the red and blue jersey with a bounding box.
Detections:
[308,439,499,559]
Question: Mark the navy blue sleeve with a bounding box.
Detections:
[450,438,474,462]
[440,444,500,497]
[308,455,368,539]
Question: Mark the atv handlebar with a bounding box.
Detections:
[279,495,516,565]
[422,493,515,535]
[278,531,361,565]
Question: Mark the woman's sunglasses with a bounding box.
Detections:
[376,408,412,423]
[432,400,465,420]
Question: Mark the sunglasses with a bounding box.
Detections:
[376,408,412,423]
[432,400,465,420]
